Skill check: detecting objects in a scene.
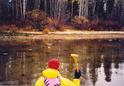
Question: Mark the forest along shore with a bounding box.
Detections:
[0,31,124,40]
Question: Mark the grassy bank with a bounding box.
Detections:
[0,31,124,40]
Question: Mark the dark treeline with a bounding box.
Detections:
[0,0,124,30]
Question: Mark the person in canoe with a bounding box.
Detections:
[35,54,81,86]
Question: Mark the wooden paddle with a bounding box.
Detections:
[71,54,79,71]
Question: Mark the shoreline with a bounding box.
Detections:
[0,31,124,40]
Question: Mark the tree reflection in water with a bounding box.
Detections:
[0,39,123,86]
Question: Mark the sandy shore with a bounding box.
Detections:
[1,31,124,40]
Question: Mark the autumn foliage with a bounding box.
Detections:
[0,10,123,32]
[71,17,122,31]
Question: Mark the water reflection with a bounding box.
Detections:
[0,39,124,86]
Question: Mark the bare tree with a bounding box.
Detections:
[23,0,27,18]
[34,0,41,10]
[113,0,124,21]
[79,0,88,18]
[120,0,124,23]
[0,0,3,19]
[11,0,27,19]
[49,0,68,21]
[106,0,114,19]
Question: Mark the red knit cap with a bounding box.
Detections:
[48,58,60,70]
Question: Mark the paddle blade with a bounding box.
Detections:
[71,54,79,70]
[71,54,78,64]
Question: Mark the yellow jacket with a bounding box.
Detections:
[35,68,80,86]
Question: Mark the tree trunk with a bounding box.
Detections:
[0,0,3,19]
[120,0,124,23]
[34,0,41,9]
[79,0,88,18]
[106,0,114,19]
[23,0,27,18]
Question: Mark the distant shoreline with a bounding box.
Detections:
[0,31,124,40]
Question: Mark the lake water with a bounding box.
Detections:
[0,39,124,86]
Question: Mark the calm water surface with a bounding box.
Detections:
[0,39,124,86]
